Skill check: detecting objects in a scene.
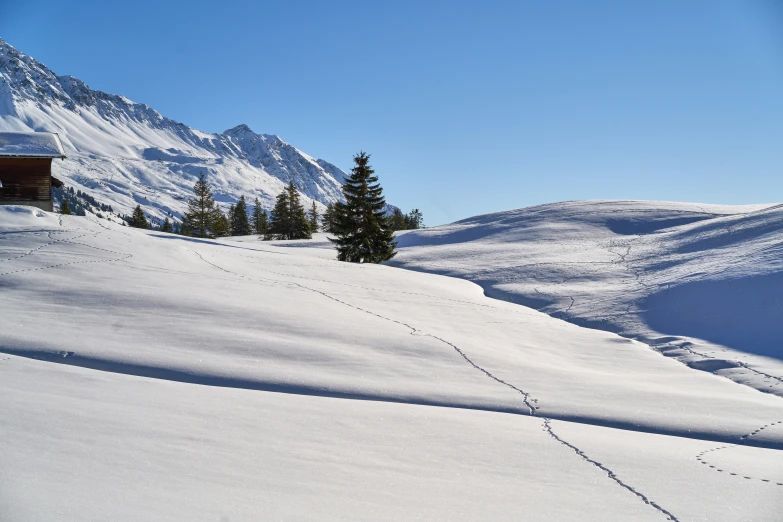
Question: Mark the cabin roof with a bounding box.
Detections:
[0,132,66,159]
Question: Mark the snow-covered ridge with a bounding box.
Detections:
[0,38,345,222]
[393,200,783,395]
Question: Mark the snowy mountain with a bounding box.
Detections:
[392,200,783,397]
[0,38,346,222]
[1,205,782,520]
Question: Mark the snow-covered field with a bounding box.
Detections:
[1,204,782,521]
[392,200,783,398]
[0,207,783,521]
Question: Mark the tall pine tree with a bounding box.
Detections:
[322,203,335,233]
[405,208,424,229]
[182,172,217,237]
[330,152,396,263]
[307,201,320,233]
[252,197,269,236]
[268,190,289,240]
[268,182,311,240]
[212,207,231,237]
[160,217,173,232]
[230,196,252,236]
[389,208,406,231]
[227,204,236,229]
[287,183,312,239]
[59,199,72,215]
[129,205,148,229]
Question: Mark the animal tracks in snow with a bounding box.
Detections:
[696,421,783,486]
[0,224,135,279]
[543,419,680,521]
[188,246,680,521]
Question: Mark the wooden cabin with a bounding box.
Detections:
[0,132,66,212]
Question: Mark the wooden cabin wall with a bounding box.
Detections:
[0,158,53,202]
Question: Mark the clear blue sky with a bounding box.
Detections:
[3,0,782,225]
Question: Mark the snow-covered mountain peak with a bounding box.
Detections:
[222,124,285,151]
[223,123,283,145]
[223,123,255,135]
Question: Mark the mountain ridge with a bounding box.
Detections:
[0,37,347,222]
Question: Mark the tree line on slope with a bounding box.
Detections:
[117,152,422,263]
[54,186,115,218]
[120,173,318,240]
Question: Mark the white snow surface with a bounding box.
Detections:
[0,131,65,157]
[392,200,783,398]
[1,205,782,521]
[0,39,345,221]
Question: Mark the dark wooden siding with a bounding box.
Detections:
[0,158,52,202]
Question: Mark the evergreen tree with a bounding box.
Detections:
[212,207,231,237]
[252,198,263,234]
[268,189,289,240]
[329,202,350,236]
[390,208,406,231]
[329,152,396,263]
[405,208,424,230]
[252,197,269,236]
[268,182,311,240]
[59,199,72,215]
[230,196,252,236]
[129,205,148,229]
[160,217,173,233]
[307,201,320,233]
[227,203,236,230]
[182,172,217,237]
[287,183,312,239]
[322,203,335,233]
[259,209,270,236]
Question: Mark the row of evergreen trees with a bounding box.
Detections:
[265,182,319,240]
[54,187,88,216]
[125,173,321,240]
[56,186,118,219]
[124,153,412,265]
[389,208,424,231]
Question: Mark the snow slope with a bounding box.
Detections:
[0,38,345,222]
[1,205,782,520]
[392,200,783,398]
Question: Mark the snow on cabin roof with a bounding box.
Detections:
[0,132,66,159]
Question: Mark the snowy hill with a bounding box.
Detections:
[0,38,346,222]
[1,205,782,520]
[393,200,783,397]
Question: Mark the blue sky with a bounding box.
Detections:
[3,0,782,225]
